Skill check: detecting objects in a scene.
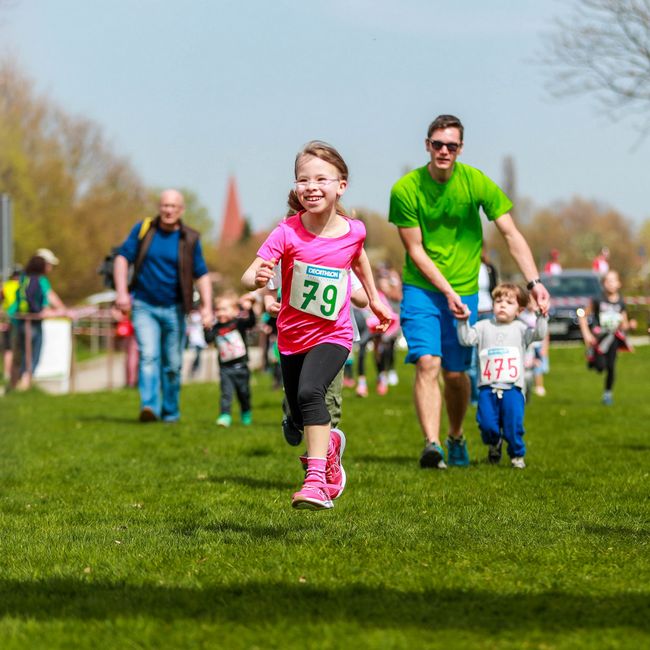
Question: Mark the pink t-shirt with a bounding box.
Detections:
[257,212,366,355]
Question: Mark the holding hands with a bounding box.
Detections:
[531,283,550,316]
[447,291,470,320]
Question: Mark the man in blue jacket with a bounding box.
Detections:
[114,189,213,422]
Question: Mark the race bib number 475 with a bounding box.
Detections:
[479,346,521,384]
[289,260,349,321]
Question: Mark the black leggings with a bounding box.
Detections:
[354,309,371,376]
[280,343,349,429]
[593,339,620,391]
[375,336,396,373]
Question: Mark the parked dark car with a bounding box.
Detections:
[541,270,602,340]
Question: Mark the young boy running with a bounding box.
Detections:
[204,293,256,426]
[457,283,547,469]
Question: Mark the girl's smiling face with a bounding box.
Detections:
[294,154,347,216]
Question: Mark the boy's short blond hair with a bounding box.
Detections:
[491,283,528,309]
[214,291,238,308]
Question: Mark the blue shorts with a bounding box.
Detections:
[400,284,478,371]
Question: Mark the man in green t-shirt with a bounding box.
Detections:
[389,114,549,470]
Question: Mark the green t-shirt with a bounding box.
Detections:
[388,162,512,295]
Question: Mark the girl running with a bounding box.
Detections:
[577,269,634,405]
[242,141,392,510]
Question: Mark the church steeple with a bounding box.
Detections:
[219,177,244,246]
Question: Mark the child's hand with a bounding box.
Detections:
[239,293,255,310]
[445,291,471,320]
[456,304,471,321]
[255,258,276,288]
[369,299,393,332]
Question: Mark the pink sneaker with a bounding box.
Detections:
[356,378,368,398]
[326,428,347,500]
[291,484,333,510]
[343,378,356,388]
[376,379,388,396]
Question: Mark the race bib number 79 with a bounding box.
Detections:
[479,346,521,383]
[289,260,348,321]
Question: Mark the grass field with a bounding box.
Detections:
[1,345,649,649]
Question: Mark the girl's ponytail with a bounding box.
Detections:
[286,189,303,216]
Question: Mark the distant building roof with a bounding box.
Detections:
[219,177,245,246]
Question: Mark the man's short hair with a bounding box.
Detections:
[427,114,464,141]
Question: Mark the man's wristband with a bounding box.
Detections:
[526,278,542,291]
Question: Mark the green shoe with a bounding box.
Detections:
[447,436,470,467]
[216,413,232,427]
[241,411,253,426]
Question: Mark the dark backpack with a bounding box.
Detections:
[98,247,121,290]
[17,274,45,313]
[97,218,153,290]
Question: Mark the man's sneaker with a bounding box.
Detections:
[139,407,158,423]
[216,413,232,427]
[488,438,503,464]
[292,484,333,510]
[419,442,447,469]
[326,428,347,499]
[387,369,399,386]
[282,416,303,446]
[241,411,253,426]
[602,391,613,406]
[511,457,526,469]
[447,436,470,467]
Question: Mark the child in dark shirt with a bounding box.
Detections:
[204,293,257,426]
[577,270,634,406]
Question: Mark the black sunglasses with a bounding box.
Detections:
[428,139,461,153]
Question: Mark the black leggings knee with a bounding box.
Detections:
[280,343,349,428]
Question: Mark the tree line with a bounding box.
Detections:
[2,59,649,303]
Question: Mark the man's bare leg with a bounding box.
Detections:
[443,370,469,438]
[414,355,442,444]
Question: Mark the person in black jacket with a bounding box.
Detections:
[204,293,257,427]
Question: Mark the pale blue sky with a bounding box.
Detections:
[2,0,648,233]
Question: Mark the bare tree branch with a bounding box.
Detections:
[541,0,650,133]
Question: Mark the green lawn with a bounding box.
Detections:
[1,346,648,649]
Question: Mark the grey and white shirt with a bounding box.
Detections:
[457,315,548,391]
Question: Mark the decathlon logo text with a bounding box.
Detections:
[306,266,340,279]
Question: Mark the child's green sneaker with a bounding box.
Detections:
[216,413,232,427]
[241,411,253,426]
